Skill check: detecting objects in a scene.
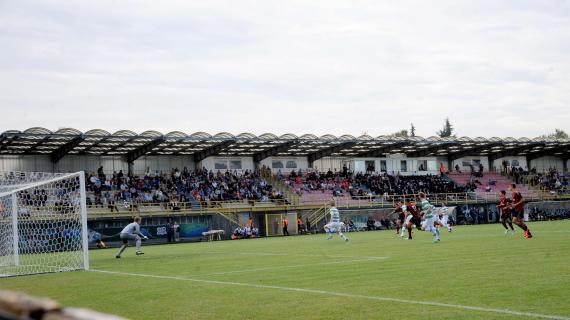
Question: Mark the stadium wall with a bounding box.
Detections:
[311,156,349,172]
[491,156,528,171]
[259,156,309,173]
[133,156,195,175]
[0,155,195,176]
[351,156,441,175]
[58,155,128,174]
[451,156,490,172]
[529,156,564,172]
[0,155,53,172]
[198,156,255,172]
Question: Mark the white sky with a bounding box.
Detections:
[0,0,569,138]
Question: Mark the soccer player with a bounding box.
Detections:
[497,190,515,235]
[116,216,147,258]
[509,184,533,239]
[324,199,349,241]
[393,202,405,236]
[402,199,422,240]
[437,204,453,233]
[418,192,440,243]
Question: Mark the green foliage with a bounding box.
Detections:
[389,129,408,138]
[437,117,455,137]
[539,129,569,139]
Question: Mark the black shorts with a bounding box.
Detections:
[500,211,511,220]
[410,216,421,229]
[398,213,405,221]
[512,209,524,219]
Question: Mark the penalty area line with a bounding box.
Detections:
[90,269,569,320]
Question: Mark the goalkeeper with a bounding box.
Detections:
[116,216,147,258]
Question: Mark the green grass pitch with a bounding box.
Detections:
[1,221,569,320]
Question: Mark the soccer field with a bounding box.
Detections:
[1,221,569,320]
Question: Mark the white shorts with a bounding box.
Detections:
[422,215,438,232]
[324,222,344,232]
[405,215,413,224]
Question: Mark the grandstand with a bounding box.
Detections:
[1,127,569,239]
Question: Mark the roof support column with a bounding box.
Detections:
[124,137,166,176]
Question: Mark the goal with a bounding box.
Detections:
[0,172,89,277]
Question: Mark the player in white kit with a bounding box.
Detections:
[116,216,148,258]
[437,204,453,232]
[418,192,441,243]
[324,199,349,241]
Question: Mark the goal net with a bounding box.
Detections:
[0,172,89,277]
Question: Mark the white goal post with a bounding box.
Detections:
[0,171,89,277]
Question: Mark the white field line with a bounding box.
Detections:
[91,269,570,320]
[200,257,387,276]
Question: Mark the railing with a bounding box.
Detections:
[305,204,328,229]
[84,190,570,219]
[86,198,294,218]
[214,210,239,225]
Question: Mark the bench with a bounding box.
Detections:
[202,230,225,241]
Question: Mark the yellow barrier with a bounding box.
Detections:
[85,191,570,220]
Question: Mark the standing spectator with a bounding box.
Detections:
[166,220,174,243]
[174,221,180,242]
[97,166,105,181]
[305,217,311,234]
[282,217,289,236]
[297,217,305,234]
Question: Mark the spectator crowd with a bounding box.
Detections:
[280,168,468,199]
[85,166,284,212]
[523,168,569,193]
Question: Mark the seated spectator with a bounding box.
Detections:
[108,200,119,213]
[366,217,375,231]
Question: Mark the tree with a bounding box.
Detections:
[437,117,455,137]
[410,123,416,137]
[388,130,408,138]
[539,129,568,139]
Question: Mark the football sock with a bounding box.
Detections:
[117,245,126,257]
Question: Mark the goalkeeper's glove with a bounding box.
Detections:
[142,236,148,241]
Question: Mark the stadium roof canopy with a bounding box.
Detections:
[0,127,569,163]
